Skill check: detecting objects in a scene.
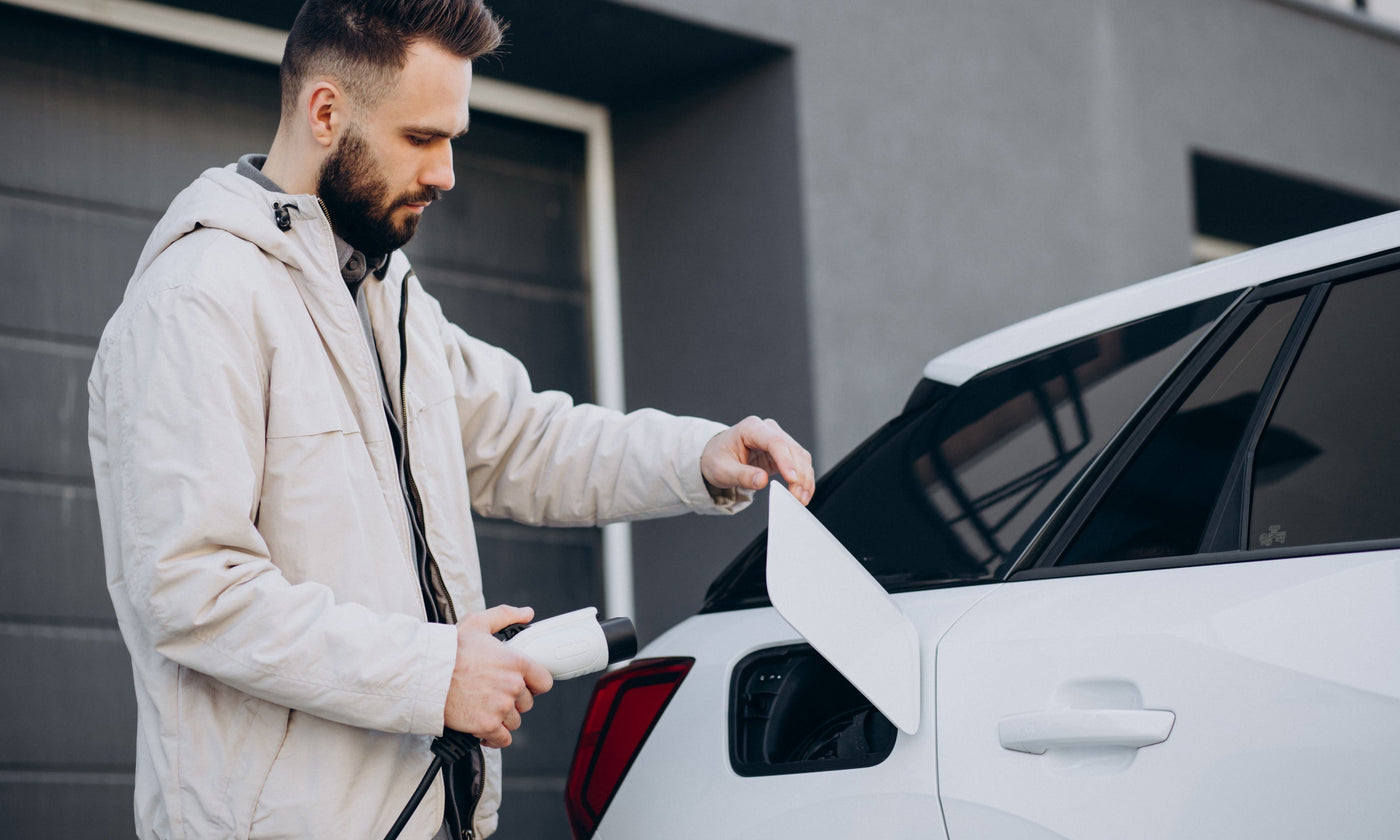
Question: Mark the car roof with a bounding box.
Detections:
[924,209,1400,386]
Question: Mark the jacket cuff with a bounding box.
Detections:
[681,421,753,516]
[408,621,459,737]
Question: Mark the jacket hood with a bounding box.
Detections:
[131,163,337,286]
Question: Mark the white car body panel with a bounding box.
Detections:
[583,214,1400,840]
[596,585,994,839]
[935,550,1400,839]
[925,209,1400,386]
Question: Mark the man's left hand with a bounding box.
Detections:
[701,416,815,506]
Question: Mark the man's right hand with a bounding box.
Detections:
[444,604,554,748]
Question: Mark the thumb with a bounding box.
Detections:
[471,604,535,634]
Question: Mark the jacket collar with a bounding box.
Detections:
[134,163,398,444]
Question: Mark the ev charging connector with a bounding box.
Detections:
[384,608,637,840]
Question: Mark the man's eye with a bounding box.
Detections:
[408,135,430,147]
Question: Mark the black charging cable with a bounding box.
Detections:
[383,728,479,840]
[383,623,529,840]
[382,614,633,838]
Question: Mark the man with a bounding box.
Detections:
[86,1,814,838]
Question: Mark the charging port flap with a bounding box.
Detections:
[766,484,921,734]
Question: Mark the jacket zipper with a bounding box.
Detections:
[318,196,440,617]
[398,269,479,838]
[299,198,474,836]
[462,740,485,840]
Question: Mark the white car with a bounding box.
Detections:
[564,212,1400,839]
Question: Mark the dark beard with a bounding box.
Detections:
[315,128,438,256]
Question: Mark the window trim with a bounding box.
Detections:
[1009,293,1262,576]
[1017,249,1400,580]
[998,290,1247,578]
[1011,537,1400,582]
[1196,285,1327,553]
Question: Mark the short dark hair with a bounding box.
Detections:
[280,0,504,116]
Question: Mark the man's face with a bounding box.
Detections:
[316,125,428,255]
[316,41,473,255]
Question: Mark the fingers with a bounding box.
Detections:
[522,657,554,697]
[750,418,815,504]
[480,724,513,749]
[447,605,550,745]
[702,416,816,505]
[470,603,534,635]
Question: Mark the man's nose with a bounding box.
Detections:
[423,141,455,192]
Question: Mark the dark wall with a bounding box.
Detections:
[612,56,813,640]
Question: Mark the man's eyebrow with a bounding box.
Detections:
[404,124,470,140]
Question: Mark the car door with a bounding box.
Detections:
[935,262,1400,839]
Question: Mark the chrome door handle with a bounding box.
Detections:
[998,708,1176,755]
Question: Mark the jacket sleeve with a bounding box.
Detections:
[444,322,752,527]
[90,279,456,736]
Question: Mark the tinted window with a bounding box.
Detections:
[1249,271,1400,548]
[1059,295,1303,566]
[703,295,1232,610]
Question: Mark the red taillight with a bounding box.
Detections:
[565,657,694,839]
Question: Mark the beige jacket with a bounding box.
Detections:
[88,165,745,839]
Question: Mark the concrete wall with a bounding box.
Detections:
[617,0,1400,465]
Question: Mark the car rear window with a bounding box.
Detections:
[1058,293,1305,566]
[703,293,1235,611]
[1249,271,1400,548]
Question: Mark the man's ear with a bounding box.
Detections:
[305,81,344,148]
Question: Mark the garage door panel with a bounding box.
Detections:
[426,273,592,401]
[410,155,585,287]
[0,197,150,341]
[0,628,135,768]
[0,483,109,624]
[476,524,603,777]
[0,776,134,839]
[456,112,587,174]
[0,6,277,212]
[0,342,94,480]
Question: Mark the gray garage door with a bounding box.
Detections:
[0,5,597,838]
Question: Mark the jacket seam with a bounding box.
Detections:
[244,707,293,836]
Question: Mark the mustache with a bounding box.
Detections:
[402,186,443,205]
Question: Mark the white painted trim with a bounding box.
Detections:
[4,0,289,62]
[5,0,637,621]
[1191,234,1253,265]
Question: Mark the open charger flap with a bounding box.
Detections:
[765,483,921,734]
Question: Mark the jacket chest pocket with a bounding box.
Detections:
[266,380,360,440]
